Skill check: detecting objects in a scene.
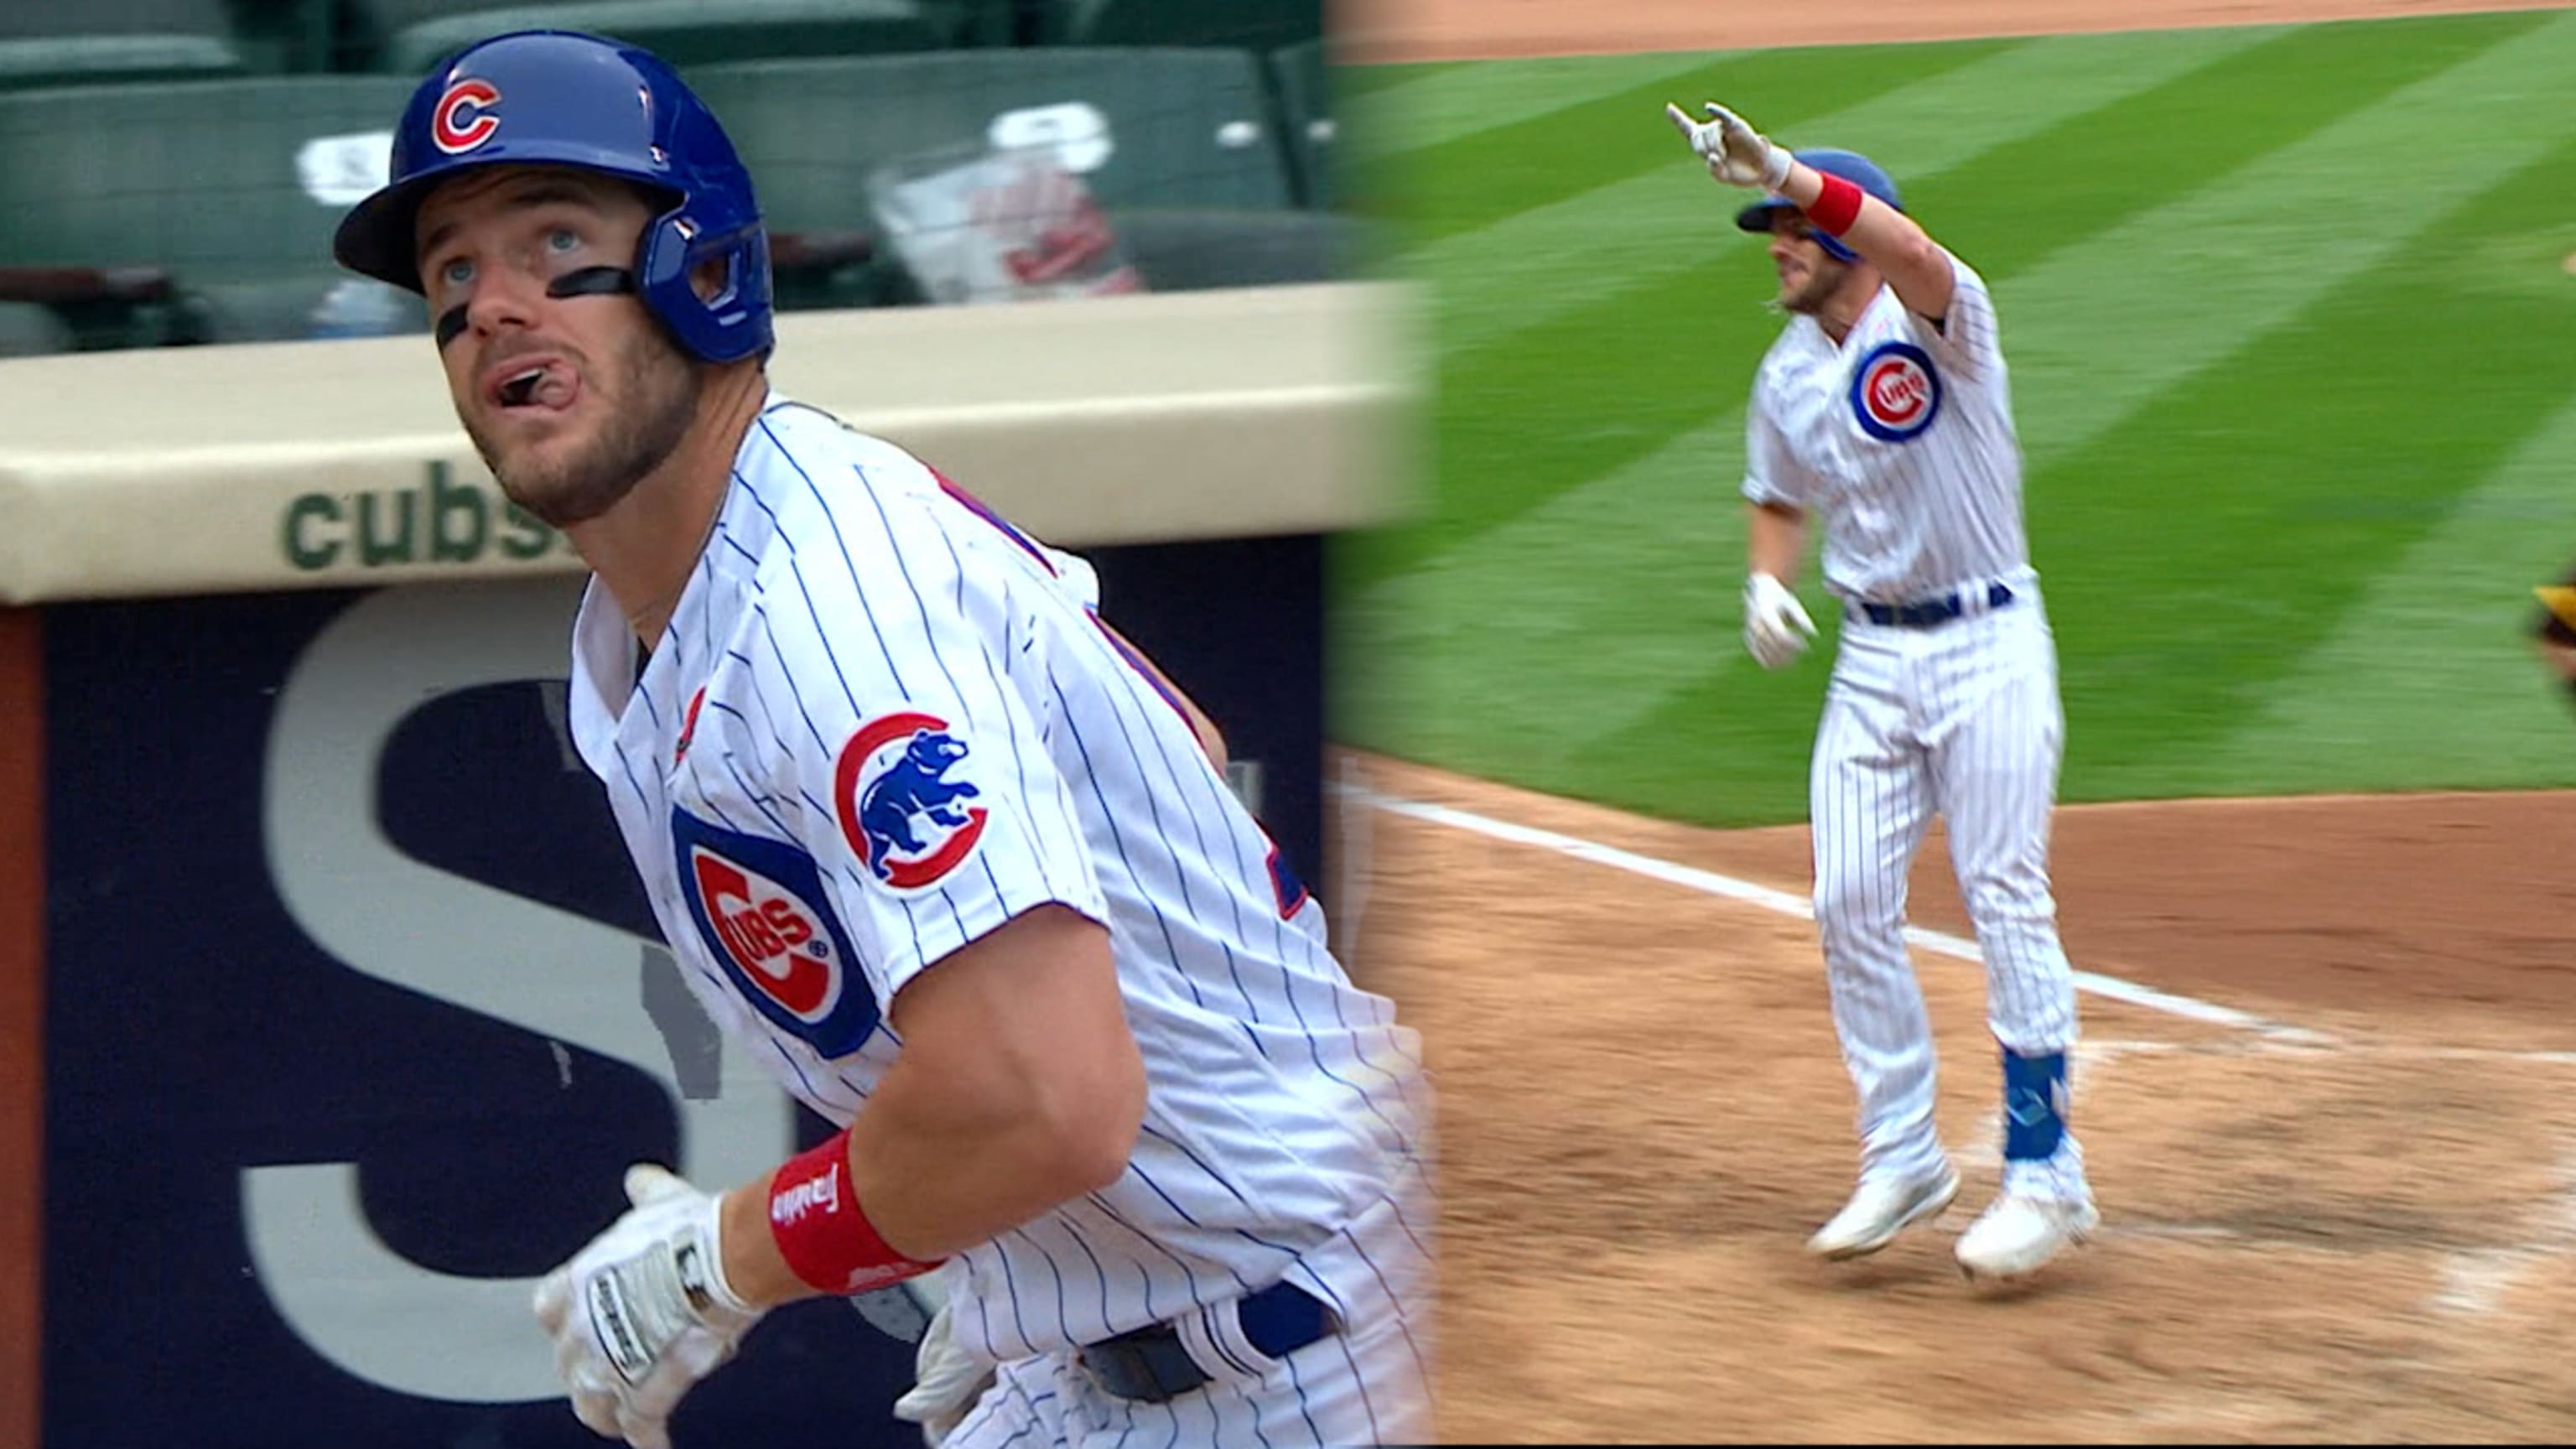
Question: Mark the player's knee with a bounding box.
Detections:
[1811,872,1897,946]
[1959,872,2055,927]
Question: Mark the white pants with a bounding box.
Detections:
[1809,584,2089,1202]
[946,1175,1437,1449]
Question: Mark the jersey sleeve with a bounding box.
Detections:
[1739,391,1808,508]
[751,470,1109,1013]
[1034,542,1102,611]
[1908,251,2002,382]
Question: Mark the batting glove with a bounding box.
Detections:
[534,1164,767,1449]
[891,1281,1000,1447]
[1663,101,1793,191]
[1743,572,1817,670]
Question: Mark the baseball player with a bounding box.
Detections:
[1663,101,2097,1281]
[331,31,1434,1448]
[2533,581,2576,696]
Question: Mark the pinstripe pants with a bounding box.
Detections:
[1808,587,2089,1201]
[946,1166,1438,1448]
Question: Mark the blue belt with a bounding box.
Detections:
[1854,580,2017,629]
[1078,1280,1336,1402]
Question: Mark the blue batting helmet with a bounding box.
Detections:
[332,29,772,363]
[1734,148,1902,264]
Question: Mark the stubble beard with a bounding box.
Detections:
[474,331,704,530]
[1779,259,1846,317]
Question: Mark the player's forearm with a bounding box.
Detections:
[1749,501,1806,583]
[714,907,1147,1308]
[850,1043,1140,1258]
[714,1067,1136,1309]
[1774,160,1954,316]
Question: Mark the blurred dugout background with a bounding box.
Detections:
[0,0,1353,353]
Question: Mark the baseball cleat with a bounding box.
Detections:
[1954,1193,2100,1280]
[1805,1163,1961,1259]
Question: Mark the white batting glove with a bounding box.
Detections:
[1743,573,1817,669]
[891,1285,999,1447]
[1663,101,1793,191]
[1662,100,1719,158]
[533,1164,767,1449]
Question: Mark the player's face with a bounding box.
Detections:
[1768,215,1846,314]
[414,167,702,529]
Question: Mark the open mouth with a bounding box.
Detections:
[484,357,579,413]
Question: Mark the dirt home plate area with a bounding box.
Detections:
[1338,749,2576,1442]
[1332,13,2576,1441]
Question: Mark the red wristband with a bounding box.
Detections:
[766,1130,943,1295]
[1806,172,1865,236]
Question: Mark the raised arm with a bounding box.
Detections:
[1665,100,1957,325]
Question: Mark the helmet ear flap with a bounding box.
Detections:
[636,207,771,363]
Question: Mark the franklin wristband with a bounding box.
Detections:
[766,1130,943,1295]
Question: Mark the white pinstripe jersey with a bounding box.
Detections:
[1740,252,2030,605]
[565,392,1429,1366]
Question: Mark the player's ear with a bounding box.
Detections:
[689,255,729,303]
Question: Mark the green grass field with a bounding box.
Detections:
[1328,9,2576,828]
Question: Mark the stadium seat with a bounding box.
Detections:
[1041,0,1318,53]
[193,273,430,343]
[0,75,416,340]
[1266,39,1332,209]
[0,302,76,357]
[1104,206,1358,291]
[357,0,964,75]
[0,0,245,91]
[688,48,1296,239]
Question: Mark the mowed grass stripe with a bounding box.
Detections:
[2194,392,2576,796]
[1369,4,2572,719]
[1353,16,2489,593]
[1332,62,1457,102]
[1339,50,1749,166]
[1914,10,2547,279]
[1416,25,2288,362]
[1343,12,2576,827]
[1995,9,2575,475]
[1327,492,1783,804]
[2034,132,2576,794]
[1353,39,2009,245]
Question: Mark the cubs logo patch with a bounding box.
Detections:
[832,711,990,890]
[671,811,879,1057]
[1849,340,1942,443]
[431,78,501,155]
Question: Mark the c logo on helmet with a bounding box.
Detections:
[431,79,501,155]
[1850,341,1942,443]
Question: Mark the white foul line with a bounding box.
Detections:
[1354,788,2330,1043]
